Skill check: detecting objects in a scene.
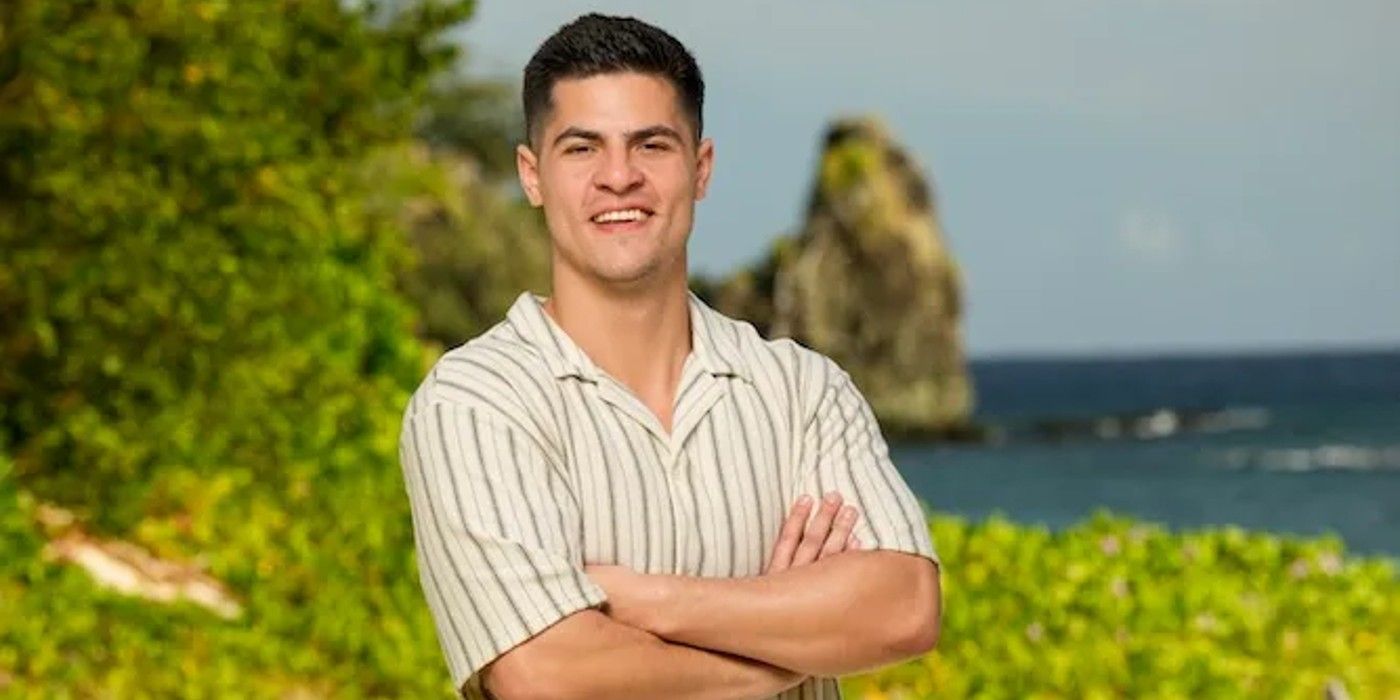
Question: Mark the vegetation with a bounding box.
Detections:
[844,511,1399,699]
[0,0,470,695]
[6,458,1396,696]
[375,141,551,350]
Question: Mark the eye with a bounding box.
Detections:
[641,141,670,152]
[564,143,593,155]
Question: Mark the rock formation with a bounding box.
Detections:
[704,116,974,436]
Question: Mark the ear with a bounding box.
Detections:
[516,143,543,207]
[694,137,715,202]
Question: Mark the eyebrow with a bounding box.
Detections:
[551,125,686,149]
[626,125,684,145]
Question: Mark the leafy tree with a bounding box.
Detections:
[416,71,522,179]
[0,0,462,520]
[0,0,476,693]
[402,65,554,350]
[373,141,552,350]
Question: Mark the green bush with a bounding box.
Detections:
[843,510,1399,699]
[369,142,552,350]
[7,464,1396,697]
[0,0,471,695]
[0,0,461,515]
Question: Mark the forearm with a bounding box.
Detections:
[485,609,803,700]
[557,632,797,700]
[643,551,940,677]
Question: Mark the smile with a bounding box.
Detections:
[590,208,654,224]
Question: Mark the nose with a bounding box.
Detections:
[594,146,643,195]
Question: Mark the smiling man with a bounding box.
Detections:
[398,13,943,700]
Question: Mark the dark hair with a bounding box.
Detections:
[522,14,704,147]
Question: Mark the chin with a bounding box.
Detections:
[591,247,669,278]
[593,266,659,287]
[559,238,683,288]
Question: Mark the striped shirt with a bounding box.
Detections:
[398,289,941,699]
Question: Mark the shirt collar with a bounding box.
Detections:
[504,290,749,384]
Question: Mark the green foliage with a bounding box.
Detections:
[376,143,552,350]
[416,75,522,179]
[0,0,473,695]
[0,0,463,500]
[372,53,553,350]
[7,463,1396,697]
[843,510,1400,699]
[2,488,450,697]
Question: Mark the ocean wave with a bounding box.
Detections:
[1218,444,1400,472]
[1028,406,1271,442]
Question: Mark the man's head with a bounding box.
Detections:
[522,13,704,149]
[517,14,713,292]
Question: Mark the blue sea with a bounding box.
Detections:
[890,349,1400,559]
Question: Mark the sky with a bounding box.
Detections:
[452,0,1399,358]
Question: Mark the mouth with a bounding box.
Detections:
[589,207,655,233]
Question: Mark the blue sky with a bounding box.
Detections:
[453,1,1398,358]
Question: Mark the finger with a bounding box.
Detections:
[766,496,812,573]
[792,492,843,567]
[819,505,859,559]
[766,495,813,573]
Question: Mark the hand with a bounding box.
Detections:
[765,492,860,574]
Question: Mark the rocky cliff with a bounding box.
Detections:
[703,117,974,436]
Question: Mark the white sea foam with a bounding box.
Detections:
[1218,444,1400,472]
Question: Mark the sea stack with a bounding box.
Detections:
[708,116,974,436]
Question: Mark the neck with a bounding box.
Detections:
[543,264,692,404]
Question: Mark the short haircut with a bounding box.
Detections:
[522,14,705,148]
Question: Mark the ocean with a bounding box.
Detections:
[890,349,1400,558]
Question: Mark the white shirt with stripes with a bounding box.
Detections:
[399,289,941,699]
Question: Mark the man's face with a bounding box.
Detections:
[517,72,713,290]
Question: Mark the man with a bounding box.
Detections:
[398,13,942,700]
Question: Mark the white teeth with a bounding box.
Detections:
[593,208,647,223]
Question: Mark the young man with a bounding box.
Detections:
[398,14,942,700]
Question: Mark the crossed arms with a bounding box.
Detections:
[483,494,942,700]
[400,368,944,700]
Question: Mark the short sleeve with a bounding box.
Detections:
[399,401,607,698]
[796,364,941,571]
